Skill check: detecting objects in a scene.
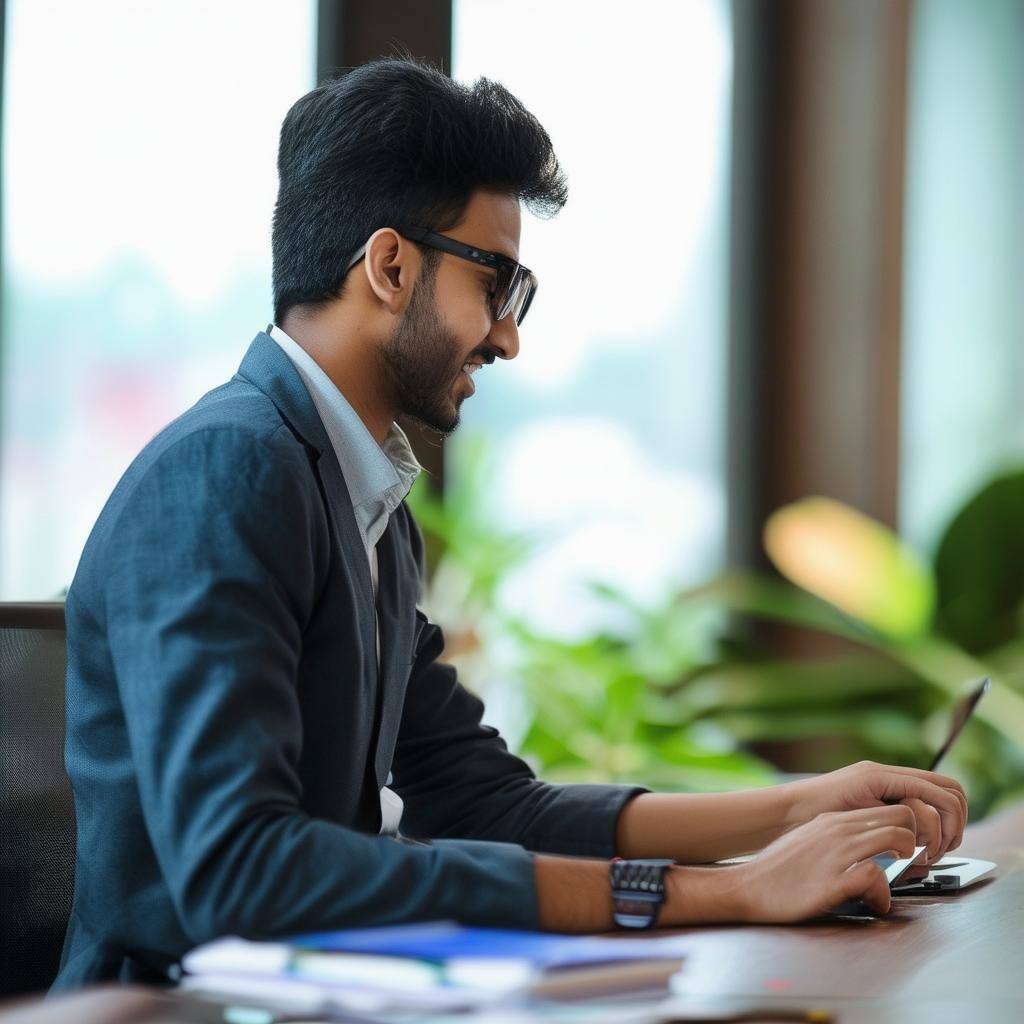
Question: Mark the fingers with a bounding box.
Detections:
[898,777,964,854]
[860,762,968,846]
[842,824,917,866]
[900,797,944,861]
[867,770,966,854]
[817,800,944,862]
[878,762,964,795]
[843,859,891,915]
[901,771,967,849]
[822,803,917,830]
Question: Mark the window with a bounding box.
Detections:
[1,0,316,598]
[451,0,733,636]
[900,0,1024,549]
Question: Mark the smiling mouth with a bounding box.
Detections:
[460,360,483,393]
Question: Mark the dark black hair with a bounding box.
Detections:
[271,57,568,323]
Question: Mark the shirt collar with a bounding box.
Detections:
[267,324,421,544]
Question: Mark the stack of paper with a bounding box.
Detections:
[181,921,692,1017]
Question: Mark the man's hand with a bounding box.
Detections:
[783,761,968,864]
[728,804,919,922]
[538,804,923,931]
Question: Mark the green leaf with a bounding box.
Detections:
[933,470,1024,652]
[677,654,929,715]
[679,572,881,642]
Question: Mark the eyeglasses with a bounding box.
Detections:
[344,225,538,326]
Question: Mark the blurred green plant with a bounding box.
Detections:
[410,442,1024,816]
[406,437,536,668]
[408,436,535,611]
[407,438,776,791]
[507,594,775,791]
[687,481,1024,816]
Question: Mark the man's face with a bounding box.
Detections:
[379,189,522,436]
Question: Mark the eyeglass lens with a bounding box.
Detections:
[495,266,536,326]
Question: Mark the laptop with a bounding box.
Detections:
[887,676,995,896]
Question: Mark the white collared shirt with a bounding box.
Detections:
[268,324,421,835]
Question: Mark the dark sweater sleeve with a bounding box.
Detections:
[103,425,541,944]
[391,509,648,857]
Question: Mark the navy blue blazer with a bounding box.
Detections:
[56,332,641,988]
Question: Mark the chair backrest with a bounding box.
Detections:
[0,602,73,997]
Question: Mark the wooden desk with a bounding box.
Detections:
[661,801,1024,1022]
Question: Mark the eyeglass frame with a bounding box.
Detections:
[344,225,538,326]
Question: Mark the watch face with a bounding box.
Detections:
[613,893,662,929]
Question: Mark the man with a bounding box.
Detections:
[56,58,966,988]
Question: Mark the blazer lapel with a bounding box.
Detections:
[236,331,377,665]
[316,449,378,655]
[372,513,420,787]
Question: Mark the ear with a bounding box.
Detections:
[362,227,419,315]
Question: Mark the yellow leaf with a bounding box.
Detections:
[764,498,935,639]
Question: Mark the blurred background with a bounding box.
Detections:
[2,0,1022,813]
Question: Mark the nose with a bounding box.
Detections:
[488,311,520,361]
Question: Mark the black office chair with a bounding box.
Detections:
[0,602,74,997]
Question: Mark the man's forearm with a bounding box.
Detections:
[533,855,748,932]
[536,796,948,930]
[615,787,799,863]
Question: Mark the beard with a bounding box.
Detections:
[378,267,469,437]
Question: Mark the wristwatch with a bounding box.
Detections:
[609,858,676,929]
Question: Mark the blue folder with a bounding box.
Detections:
[289,921,689,969]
